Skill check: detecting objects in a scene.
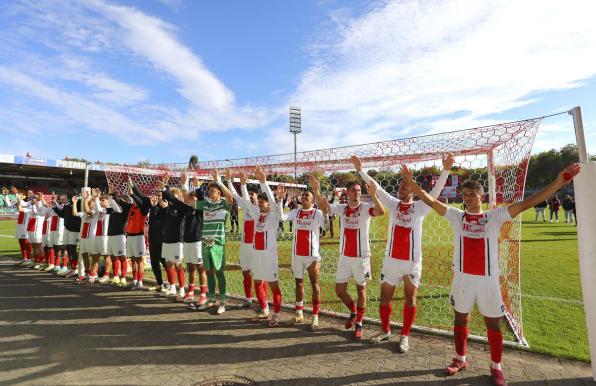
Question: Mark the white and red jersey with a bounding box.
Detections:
[385,201,431,262]
[80,209,100,240]
[244,182,283,256]
[28,201,47,236]
[286,207,325,259]
[330,202,379,259]
[95,213,109,237]
[49,210,64,236]
[445,206,512,277]
[359,168,449,262]
[227,181,261,245]
[9,197,30,238]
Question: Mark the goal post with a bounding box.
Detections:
[104,117,543,346]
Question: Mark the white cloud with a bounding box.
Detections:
[281,0,596,154]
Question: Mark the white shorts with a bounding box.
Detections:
[79,237,95,254]
[126,235,146,258]
[51,231,64,247]
[162,242,183,263]
[380,258,422,288]
[252,249,278,282]
[64,229,80,245]
[107,235,126,257]
[28,230,43,244]
[335,256,372,286]
[42,234,50,248]
[183,241,202,264]
[291,255,320,279]
[239,242,254,271]
[449,272,505,318]
[92,236,108,256]
[16,225,28,240]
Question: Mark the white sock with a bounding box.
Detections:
[455,354,466,362]
[491,361,501,370]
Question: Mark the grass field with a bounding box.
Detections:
[0,208,589,362]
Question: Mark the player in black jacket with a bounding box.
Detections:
[147,193,168,291]
[53,193,82,278]
[104,191,133,286]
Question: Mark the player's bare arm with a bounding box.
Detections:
[400,164,448,216]
[508,164,580,218]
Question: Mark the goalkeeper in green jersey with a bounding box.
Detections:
[195,170,234,314]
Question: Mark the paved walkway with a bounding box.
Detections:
[0,257,593,386]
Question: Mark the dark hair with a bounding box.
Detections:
[257,192,268,201]
[208,182,222,194]
[461,180,484,195]
[346,181,361,190]
[247,188,257,195]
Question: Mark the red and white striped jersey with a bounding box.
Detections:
[49,211,64,235]
[13,199,31,237]
[287,208,325,259]
[385,201,431,262]
[95,213,109,237]
[253,210,280,254]
[330,202,379,258]
[445,206,511,277]
[80,210,100,239]
[227,181,259,245]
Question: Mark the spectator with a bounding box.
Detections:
[288,194,300,232]
[562,195,575,224]
[229,201,239,233]
[548,194,560,223]
[533,200,548,223]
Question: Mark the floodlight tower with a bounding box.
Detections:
[289,106,302,182]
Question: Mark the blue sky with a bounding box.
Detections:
[0,0,595,165]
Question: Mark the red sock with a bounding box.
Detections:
[356,307,366,323]
[18,239,28,259]
[166,267,176,285]
[256,282,268,310]
[25,240,32,259]
[188,284,195,293]
[48,249,55,265]
[121,259,128,277]
[200,285,207,295]
[402,303,416,336]
[487,329,502,363]
[138,270,144,282]
[272,286,282,313]
[263,281,269,295]
[380,304,392,333]
[71,259,78,270]
[347,301,357,314]
[177,269,185,288]
[44,249,50,264]
[295,301,304,311]
[243,275,252,298]
[35,254,44,264]
[312,298,321,316]
[113,259,121,277]
[454,325,469,356]
[62,256,68,267]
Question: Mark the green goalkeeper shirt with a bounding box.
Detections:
[196,198,230,246]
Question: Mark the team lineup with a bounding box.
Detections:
[3,156,580,386]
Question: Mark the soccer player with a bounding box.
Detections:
[225,169,260,308]
[53,192,81,278]
[400,162,580,386]
[278,175,326,331]
[20,193,47,270]
[40,201,56,272]
[127,180,151,290]
[195,170,234,314]
[89,190,111,284]
[246,165,285,327]
[72,191,98,283]
[49,194,67,274]
[4,187,33,266]
[352,154,454,352]
[147,193,168,292]
[311,173,386,340]
[158,180,187,298]
[104,190,133,286]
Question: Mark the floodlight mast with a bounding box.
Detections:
[289,106,302,182]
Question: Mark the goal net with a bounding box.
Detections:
[104,117,541,346]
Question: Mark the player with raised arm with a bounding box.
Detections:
[277,175,326,331]
[353,153,454,352]
[157,178,187,298]
[195,170,234,314]
[54,191,82,277]
[25,193,49,270]
[225,169,260,308]
[104,190,132,286]
[311,170,386,340]
[3,187,33,266]
[400,162,580,386]
[147,192,168,292]
[90,189,111,284]
[72,191,97,283]
[49,194,67,274]
[128,180,152,290]
[246,165,286,327]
